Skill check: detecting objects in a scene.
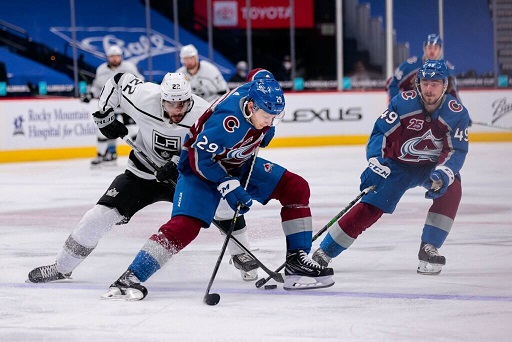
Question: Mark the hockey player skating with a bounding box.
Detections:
[313,60,470,275]
[28,72,257,284]
[176,44,230,103]
[386,34,459,101]
[82,45,144,167]
[102,77,334,301]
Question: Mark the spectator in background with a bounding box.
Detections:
[229,61,248,82]
[385,34,459,101]
[276,55,292,81]
[82,45,144,167]
[176,44,229,104]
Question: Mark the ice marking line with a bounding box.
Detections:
[5,282,512,303]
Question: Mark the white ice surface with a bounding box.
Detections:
[1,143,511,341]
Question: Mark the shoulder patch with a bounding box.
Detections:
[223,115,240,133]
[448,100,463,113]
[407,56,418,64]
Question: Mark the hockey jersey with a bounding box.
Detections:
[97,73,210,180]
[176,60,230,103]
[366,89,470,177]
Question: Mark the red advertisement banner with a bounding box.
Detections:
[194,0,314,29]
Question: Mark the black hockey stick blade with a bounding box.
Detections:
[203,293,221,306]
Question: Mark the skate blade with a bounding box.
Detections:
[283,275,335,291]
[417,260,443,275]
[241,269,258,282]
[25,276,73,284]
[100,288,145,301]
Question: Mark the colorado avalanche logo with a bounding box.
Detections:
[223,116,240,133]
[448,100,463,113]
[399,129,443,162]
[263,162,274,173]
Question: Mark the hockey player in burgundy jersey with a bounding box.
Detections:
[313,60,470,275]
[386,34,459,101]
[102,76,334,300]
[27,72,255,284]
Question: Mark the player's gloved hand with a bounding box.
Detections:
[155,156,180,184]
[92,108,128,139]
[360,156,391,192]
[81,92,94,103]
[425,167,454,199]
[217,177,253,214]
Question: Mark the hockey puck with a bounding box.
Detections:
[264,284,278,290]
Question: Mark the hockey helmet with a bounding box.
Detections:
[180,44,198,63]
[248,78,285,115]
[161,72,192,102]
[424,34,443,47]
[106,45,123,57]
[246,68,274,82]
[417,59,449,82]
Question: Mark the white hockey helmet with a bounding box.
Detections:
[106,45,123,57]
[160,72,193,124]
[179,44,198,63]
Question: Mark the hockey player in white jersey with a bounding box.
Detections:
[82,45,145,167]
[28,72,257,284]
[176,44,230,103]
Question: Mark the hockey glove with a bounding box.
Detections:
[360,156,391,192]
[425,167,454,199]
[217,177,253,214]
[92,108,128,139]
[155,156,180,184]
[80,92,94,103]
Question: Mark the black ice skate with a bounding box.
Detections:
[230,253,259,281]
[312,247,332,267]
[284,250,335,290]
[417,242,446,275]
[90,151,117,168]
[101,270,147,301]
[27,263,72,283]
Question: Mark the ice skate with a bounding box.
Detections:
[284,250,334,290]
[90,151,117,168]
[312,247,332,267]
[230,253,258,281]
[101,270,147,301]
[27,263,72,283]
[417,242,446,275]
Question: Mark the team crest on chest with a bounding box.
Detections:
[153,131,181,159]
[399,129,443,162]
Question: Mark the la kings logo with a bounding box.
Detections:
[153,131,181,159]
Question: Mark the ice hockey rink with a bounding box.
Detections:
[1,142,511,341]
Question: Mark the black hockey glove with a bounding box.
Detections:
[155,156,180,184]
[80,92,94,103]
[92,108,128,139]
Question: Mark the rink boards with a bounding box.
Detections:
[1,89,512,162]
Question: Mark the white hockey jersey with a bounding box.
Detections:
[176,60,229,103]
[98,73,211,180]
[91,60,144,98]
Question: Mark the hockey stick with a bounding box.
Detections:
[254,185,375,289]
[122,136,177,187]
[203,148,260,306]
[471,121,512,131]
[121,137,279,283]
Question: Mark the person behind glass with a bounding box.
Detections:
[82,45,145,167]
[229,61,248,83]
[276,55,292,81]
[386,34,459,101]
